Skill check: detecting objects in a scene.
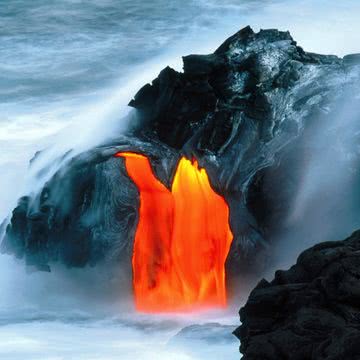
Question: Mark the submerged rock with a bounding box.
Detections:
[169,322,237,346]
[168,323,238,359]
[235,230,360,360]
[1,26,360,276]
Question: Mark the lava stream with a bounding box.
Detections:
[115,152,233,312]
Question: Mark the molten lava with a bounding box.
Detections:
[115,152,233,312]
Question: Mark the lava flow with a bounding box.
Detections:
[115,152,233,312]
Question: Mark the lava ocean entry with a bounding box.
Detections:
[116,152,233,312]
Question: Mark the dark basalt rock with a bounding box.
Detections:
[1,26,360,275]
[235,230,360,360]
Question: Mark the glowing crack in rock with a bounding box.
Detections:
[115,152,233,312]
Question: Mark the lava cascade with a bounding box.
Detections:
[115,152,233,312]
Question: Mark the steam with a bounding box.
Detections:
[270,80,360,270]
[22,57,179,196]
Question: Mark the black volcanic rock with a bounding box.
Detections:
[2,26,360,275]
[235,230,360,360]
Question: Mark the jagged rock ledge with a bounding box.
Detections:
[235,230,360,360]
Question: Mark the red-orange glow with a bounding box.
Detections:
[115,152,233,312]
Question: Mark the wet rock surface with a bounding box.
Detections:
[2,26,360,274]
[168,323,238,359]
[169,322,237,346]
[235,230,360,360]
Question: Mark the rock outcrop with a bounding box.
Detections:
[1,26,360,275]
[235,230,360,360]
[168,323,238,359]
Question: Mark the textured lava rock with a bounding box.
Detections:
[2,26,360,274]
[235,230,360,360]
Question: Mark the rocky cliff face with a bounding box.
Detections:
[235,230,360,360]
[1,26,360,276]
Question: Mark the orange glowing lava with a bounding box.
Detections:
[115,152,233,312]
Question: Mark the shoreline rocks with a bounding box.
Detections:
[235,230,360,359]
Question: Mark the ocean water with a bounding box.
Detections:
[1,1,360,359]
